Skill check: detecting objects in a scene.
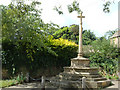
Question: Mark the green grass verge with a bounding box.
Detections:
[0,79,18,88]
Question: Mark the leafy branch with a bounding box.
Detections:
[103,1,111,13]
[53,6,63,15]
[67,0,81,14]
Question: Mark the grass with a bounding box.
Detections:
[0,74,26,88]
[0,79,18,88]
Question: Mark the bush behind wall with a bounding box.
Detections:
[2,37,78,78]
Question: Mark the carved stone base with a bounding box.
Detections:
[71,57,90,67]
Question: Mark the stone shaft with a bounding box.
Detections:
[77,12,85,58]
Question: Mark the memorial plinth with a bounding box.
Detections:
[71,57,90,67]
[49,57,111,89]
[49,12,111,89]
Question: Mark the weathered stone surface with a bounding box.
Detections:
[49,57,111,89]
[63,67,98,74]
[71,57,90,67]
[86,80,111,88]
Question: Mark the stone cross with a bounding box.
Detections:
[77,11,85,58]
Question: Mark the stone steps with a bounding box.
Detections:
[49,57,111,89]
[50,73,110,88]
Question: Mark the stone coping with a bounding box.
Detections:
[63,66,98,70]
[60,72,102,76]
[71,57,90,61]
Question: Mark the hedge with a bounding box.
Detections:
[2,37,78,78]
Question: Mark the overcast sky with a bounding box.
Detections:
[1,0,119,37]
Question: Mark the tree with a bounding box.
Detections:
[53,25,97,45]
[105,29,118,39]
[82,30,96,45]
[54,0,114,14]
[2,1,58,55]
[42,22,60,35]
[2,1,58,75]
[53,25,78,43]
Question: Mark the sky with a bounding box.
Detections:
[1,0,119,37]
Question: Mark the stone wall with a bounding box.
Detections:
[110,37,120,48]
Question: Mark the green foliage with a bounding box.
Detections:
[53,26,72,39]
[2,2,44,55]
[53,0,81,15]
[2,0,61,70]
[53,25,97,45]
[88,38,119,75]
[82,30,96,45]
[105,74,119,80]
[1,1,63,77]
[2,1,58,57]
[49,37,78,67]
[103,1,111,13]
[0,73,26,88]
[0,79,18,88]
[67,0,81,14]
[105,29,118,39]
[2,35,78,77]
[53,0,113,15]
[44,22,60,35]
[16,73,26,83]
[53,6,63,15]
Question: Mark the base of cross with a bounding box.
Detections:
[49,56,111,89]
[77,53,83,58]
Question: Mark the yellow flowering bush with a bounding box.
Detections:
[51,38,78,47]
[47,38,78,67]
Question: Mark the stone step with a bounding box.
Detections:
[97,80,111,88]
[50,81,69,88]
[86,80,111,88]
[64,67,98,70]
[50,76,81,82]
[50,80,82,88]
[60,72,102,78]
[63,67,99,74]
[59,73,82,78]
[86,77,107,81]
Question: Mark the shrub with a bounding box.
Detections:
[50,38,78,67]
[2,37,78,78]
[88,38,119,76]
